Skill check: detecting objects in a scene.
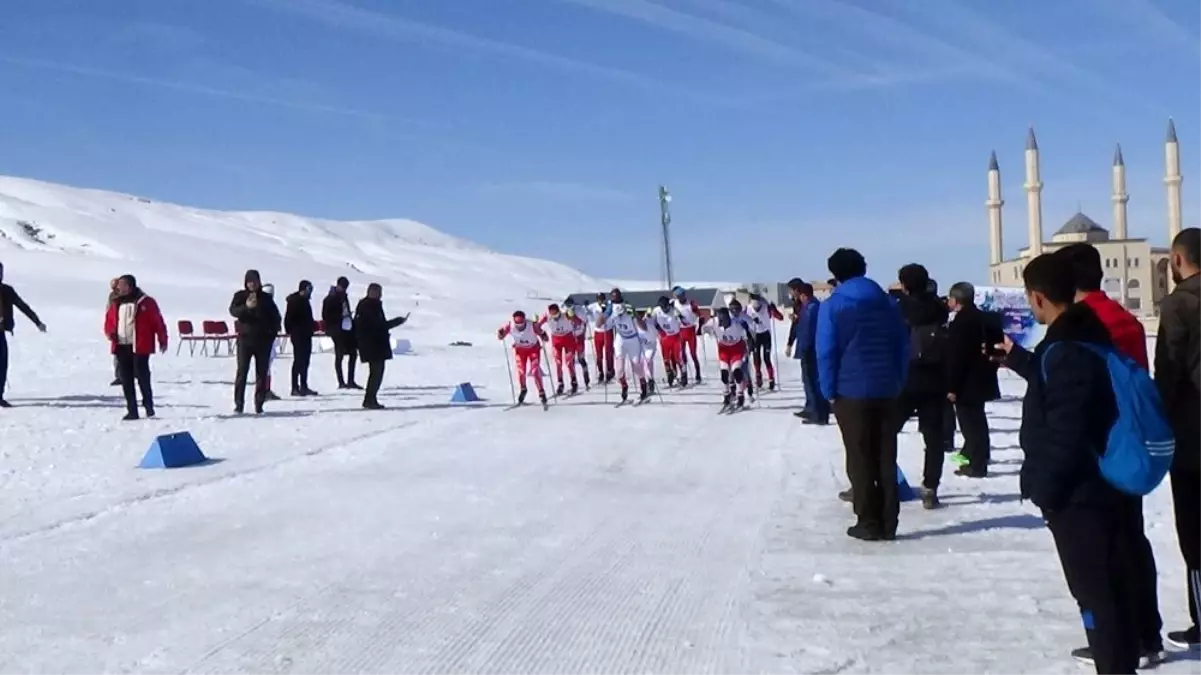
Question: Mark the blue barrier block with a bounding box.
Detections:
[896,465,917,502]
[450,382,480,403]
[140,431,207,469]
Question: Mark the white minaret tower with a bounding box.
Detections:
[1112,144,1129,240]
[1165,118,1183,242]
[987,151,1004,266]
[1024,127,1044,257]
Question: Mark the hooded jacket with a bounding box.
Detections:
[815,276,909,401]
[229,286,282,348]
[284,291,316,338]
[1155,274,1201,469]
[1004,302,1119,513]
[1079,290,1148,369]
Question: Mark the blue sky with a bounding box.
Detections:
[0,0,1197,286]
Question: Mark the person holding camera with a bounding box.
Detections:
[229,269,282,415]
[943,282,1001,479]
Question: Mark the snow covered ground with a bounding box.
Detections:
[0,178,1196,673]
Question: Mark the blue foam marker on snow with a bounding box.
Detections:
[450,382,480,403]
[896,465,917,502]
[139,431,207,469]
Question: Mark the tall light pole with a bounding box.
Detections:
[659,185,674,290]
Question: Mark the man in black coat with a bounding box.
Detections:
[284,280,318,397]
[893,263,949,508]
[944,281,1001,478]
[322,276,360,390]
[997,253,1140,675]
[0,261,46,408]
[1156,227,1201,649]
[229,269,282,414]
[353,283,408,409]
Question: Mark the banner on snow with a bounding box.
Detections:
[974,286,1046,350]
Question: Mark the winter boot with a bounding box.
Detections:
[291,387,304,397]
[122,410,139,421]
[110,378,121,387]
[363,399,385,410]
[919,487,941,510]
[303,387,319,396]
[0,399,11,408]
[518,388,528,405]
[144,404,155,419]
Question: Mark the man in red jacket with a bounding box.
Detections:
[1058,243,1165,668]
[104,274,168,420]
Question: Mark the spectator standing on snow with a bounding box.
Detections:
[108,278,121,387]
[284,280,318,397]
[892,263,949,509]
[1057,242,1165,667]
[229,269,282,415]
[942,282,1001,480]
[259,283,281,401]
[0,261,46,408]
[816,248,908,541]
[995,253,1141,675]
[1155,227,1201,650]
[786,279,829,425]
[353,282,408,409]
[104,274,167,420]
[322,277,360,390]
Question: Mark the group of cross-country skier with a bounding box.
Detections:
[497,286,784,411]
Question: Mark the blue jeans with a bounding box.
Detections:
[801,351,829,422]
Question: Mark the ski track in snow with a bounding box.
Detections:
[0,328,1195,674]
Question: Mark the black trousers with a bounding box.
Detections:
[1048,503,1141,674]
[364,359,385,405]
[115,345,153,415]
[834,397,899,536]
[234,339,272,410]
[290,334,313,392]
[0,331,7,399]
[1171,467,1201,631]
[894,393,945,490]
[1117,496,1164,651]
[750,331,773,382]
[333,333,358,386]
[943,400,957,450]
[956,401,992,474]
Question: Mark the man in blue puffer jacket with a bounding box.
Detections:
[816,248,910,541]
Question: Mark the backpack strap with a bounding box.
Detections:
[1039,341,1062,381]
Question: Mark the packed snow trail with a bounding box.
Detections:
[0,318,1194,673]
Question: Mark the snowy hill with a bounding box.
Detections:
[0,175,605,341]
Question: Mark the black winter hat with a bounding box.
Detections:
[244,269,262,284]
[298,279,313,292]
[336,276,350,289]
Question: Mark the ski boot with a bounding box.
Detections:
[539,390,548,406]
[694,367,702,384]
[570,380,579,395]
[722,391,732,408]
[620,381,629,402]
[737,393,746,409]
[639,379,650,402]
[666,370,676,388]
[768,380,776,392]
[517,388,528,405]
[582,371,591,390]
[679,371,689,388]
[556,382,565,397]
[755,375,764,389]
[647,379,656,395]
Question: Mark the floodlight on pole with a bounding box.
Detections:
[658,185,674,290]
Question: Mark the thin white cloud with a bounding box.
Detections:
[558,0,856,78]
[479,181,636,203]
[0,55,401,122]
[242,0,728,105]
[1090,0,1200,53]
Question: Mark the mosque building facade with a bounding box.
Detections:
[985,120,1184,317]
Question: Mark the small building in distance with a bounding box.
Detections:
[564,286,725,317]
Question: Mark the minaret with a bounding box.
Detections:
[987,151,1004,266]
[1024,127,1044,256]
[1112,144,1129,240]
[1165,118,1183,242]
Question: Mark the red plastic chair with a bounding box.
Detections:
[176,320,203,356]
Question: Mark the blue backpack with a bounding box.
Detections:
[1040,342,1175,496]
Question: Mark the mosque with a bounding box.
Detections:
[985,120,1185,317]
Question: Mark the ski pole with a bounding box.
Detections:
[501,338,516,404]
[771,318,783,391]
[540,341,559,403]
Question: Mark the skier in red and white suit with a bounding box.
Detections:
[536,303,582,396]
[497,310,548,406]
[651,295,685,387]
[563,297,592,390]
[746,293,785,390]
[701,307,752,408]
[671,286,704,383]
[587,292,615,382]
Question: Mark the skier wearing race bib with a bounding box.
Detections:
[701,306,752,410]
[497,310,548,407]
[536,303,583,396]
[598,302,648,403]
[672,286,704,383]
[636,311,660,396]
[746,293,784,391]
[651,295,686,387]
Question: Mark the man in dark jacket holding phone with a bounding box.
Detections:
[230,269,282,415]
[284,280,318,397]
[353,283,408,410]
[996,253,1139,675]
[944,281,1001,479]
